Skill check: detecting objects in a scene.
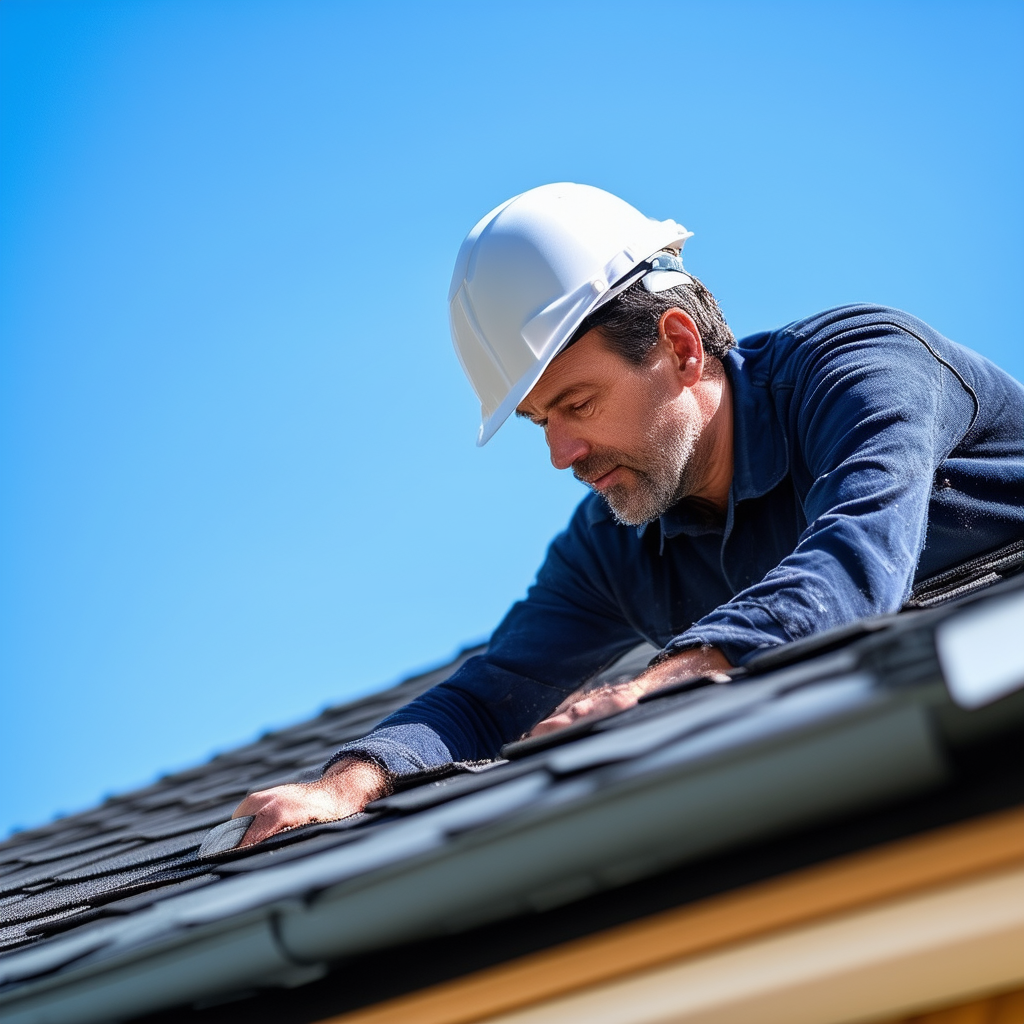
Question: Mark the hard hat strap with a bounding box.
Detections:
[560,251,695,355]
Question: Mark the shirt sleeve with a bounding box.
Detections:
[665,317,979,666]
[326,499,644,772]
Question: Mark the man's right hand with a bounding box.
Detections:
[232,757,390,847]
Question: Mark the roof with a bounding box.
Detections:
[1,576,1022,1024]
[0,646,487,953]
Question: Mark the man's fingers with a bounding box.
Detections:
[529,685,640,738]
[239,811,288,848]
[529,712,572,737]
[231,785,316,847]
[531,695,598,736]
[236,795,294,847]
[231,791,273,820]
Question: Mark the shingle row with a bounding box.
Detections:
[0,648,482,953]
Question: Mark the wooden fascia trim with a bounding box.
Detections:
[319,806,1024,1024]
[896,987,1024,1024]
[476,863,1024,1023]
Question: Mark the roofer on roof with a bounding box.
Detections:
[233,183,1024,845]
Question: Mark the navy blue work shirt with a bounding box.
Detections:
[332,305,1023,776]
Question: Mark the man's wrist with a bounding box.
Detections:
[321,756,392,802]
[636,645,732,694]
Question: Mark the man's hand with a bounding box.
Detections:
[232,757,390,847]
[528,646,732,738]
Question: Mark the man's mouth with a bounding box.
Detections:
[579,465,624,491]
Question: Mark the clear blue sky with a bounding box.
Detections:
[2,0,1021,836]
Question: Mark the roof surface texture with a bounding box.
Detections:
[1,577,1022,1024]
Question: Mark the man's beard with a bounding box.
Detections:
[572,418,704,527]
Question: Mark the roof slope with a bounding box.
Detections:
[1,579,1022,1024]
[0,645,487,954]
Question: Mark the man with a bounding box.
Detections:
[234,183,1023,845]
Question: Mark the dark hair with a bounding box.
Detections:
[570,272,736,364]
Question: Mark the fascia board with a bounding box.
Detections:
[478,866,1024,1024]
[0,689,947,1024]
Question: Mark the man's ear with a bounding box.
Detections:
[658,308,704,386]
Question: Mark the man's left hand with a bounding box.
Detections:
[528,646,732,737]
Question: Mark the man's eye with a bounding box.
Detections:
[571,400,592,415]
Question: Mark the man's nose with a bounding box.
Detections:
[546,423,590,471]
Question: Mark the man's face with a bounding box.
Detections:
[515,326,710,526]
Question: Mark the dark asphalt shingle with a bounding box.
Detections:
[0,844,145,897]
[51,831,208,883]
[0,646,481,954]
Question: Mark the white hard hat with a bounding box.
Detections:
[449,183,693,445]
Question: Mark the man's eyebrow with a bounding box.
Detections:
[516,385,591,422]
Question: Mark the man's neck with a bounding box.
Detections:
[690,366,734,513]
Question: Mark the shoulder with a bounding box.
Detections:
[740,304,923,356]
[735,304,955,388]
[775,304,916,341]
